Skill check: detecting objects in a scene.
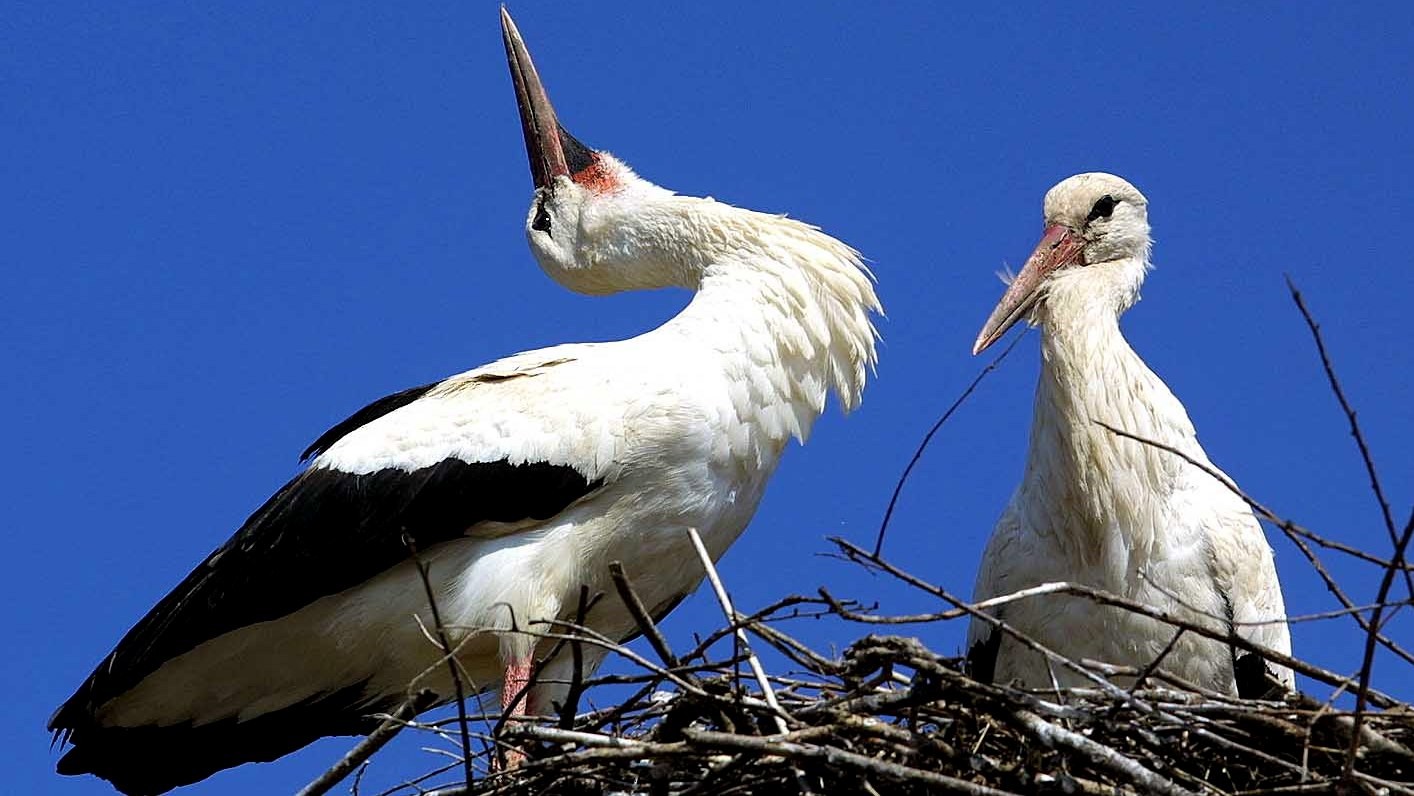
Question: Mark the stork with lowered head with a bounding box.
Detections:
[966,172,1292,697]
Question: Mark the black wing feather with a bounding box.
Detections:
[56,682,382,796]
[300,381,440,462]
[1233,652,1285,700]
[966,630,1001,684]
[52,457,602,733]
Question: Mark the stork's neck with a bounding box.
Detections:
[654,207,879,461]
[1020,260,1199,559]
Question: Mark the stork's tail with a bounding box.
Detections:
[51,683,387,795]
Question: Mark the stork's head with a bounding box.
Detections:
[501,10,696,296]
[972,173,1152,354]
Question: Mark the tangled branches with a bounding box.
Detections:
[309,543,1412,796]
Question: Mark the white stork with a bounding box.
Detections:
[965,172,1292,697]
[49,11,880,794]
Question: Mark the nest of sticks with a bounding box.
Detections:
[306,537,1414,796]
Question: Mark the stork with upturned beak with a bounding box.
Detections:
[966,172,1293,697]
[49,11,880,794]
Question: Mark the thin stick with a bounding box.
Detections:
[685,527,791,734]
[1286,275,1410,599]
[1128,628,1187,697]
[873,331,1024,556]
[682,532,815,796]
[1344,507,1414,778]
[1284,277,1414,780]
[1093,420,1414,667]
[821,583,1403,630]
[404,536,475,787]
[830,536,1403,709]
[557,585,593,730]
[609,561,682,670]
[297,689,439,796]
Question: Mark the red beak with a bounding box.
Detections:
[972,224,1085,355]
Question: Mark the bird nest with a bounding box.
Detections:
[309,537,1414,796]
[475,636,1412,796]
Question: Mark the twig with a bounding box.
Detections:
[873,331,1024,556]
[1129,628,1187,697]
[405,535,475,787]
[685,527,791,734]
[609,561,683,671]
[1093,420,1414,668]
[370,759,461,796]
[834,539,1168,717]
[1285,277,1414,782]
[677,595,833,666]
[684,527,818,795]
[822,583,1405,631]
[740,613,840,674]
[829,537,1403,709]
[1345,507,1414,779]
[557,585,593,730]
[506,724,648,749]
[297,689,439,796]
[1286,275,1410,599]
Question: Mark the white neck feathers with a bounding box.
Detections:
[1020,258,1198,559]
[661,200,880,450]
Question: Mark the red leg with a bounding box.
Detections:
[497,656,533,769]
[501,657,533,714]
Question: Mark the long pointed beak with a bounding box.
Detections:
[501,8,569,189]
[972,224,1085,355]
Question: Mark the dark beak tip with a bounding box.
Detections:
[501,8,568,190]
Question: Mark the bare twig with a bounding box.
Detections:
[685,527,792,734]
[556,586,593,730]
[873,331,1024,556]
[1093,420,1414,668]
[1345,507,1414,778]
[829,536,1403,709]
[405,535,476,787]
[609,561,683,671]
[1285,277,1414,782]
[1286,276,1409,598]
[297,689,439,796]
[1129,628,1187,696]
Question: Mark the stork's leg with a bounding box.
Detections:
[501,657,533,714]
[497,656,534,769]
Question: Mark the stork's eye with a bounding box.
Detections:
[1087,195,1117,223]
[532,199,552,233]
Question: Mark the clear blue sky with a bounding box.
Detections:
[7,3,1412,794]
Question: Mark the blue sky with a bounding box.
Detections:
[7,2,1412,794]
